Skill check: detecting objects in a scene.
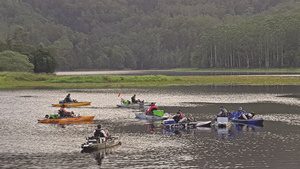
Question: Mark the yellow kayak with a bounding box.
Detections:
[38,116,95,124]
[52,102,91,107]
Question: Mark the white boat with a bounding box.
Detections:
[117,102,145,109]
[135,113,170,121]
[212,117,231,128]
[163,119,212,129]
[81,137,121,152]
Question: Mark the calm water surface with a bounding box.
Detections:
[0,86,299,169]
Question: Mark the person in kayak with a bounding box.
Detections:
[64,94,72,103]
[145,102,158,115]
[173,110,187,123]
[246,112,255,119]
[237,107,249,120]
[217,106,229,117]
[131,94,137,103]
[131,94,143,104]
[58,105,74,118]
[93,125,110,141]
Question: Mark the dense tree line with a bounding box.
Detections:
[192,10,300,68]
[0,0,299,71]
[0,50,33,72]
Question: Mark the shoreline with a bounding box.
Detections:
[55,68,300,76]
[1,72,300,90]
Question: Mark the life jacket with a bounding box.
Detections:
[94,129,105,137]
[146,105,158,115]
[178,112,184,119]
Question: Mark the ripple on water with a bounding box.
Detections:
[0,89,299,168]
[261,114,300,125]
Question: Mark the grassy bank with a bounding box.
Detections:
[0,72,299,90]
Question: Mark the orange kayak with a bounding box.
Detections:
[38,116,94,124]
[52,102,91,107]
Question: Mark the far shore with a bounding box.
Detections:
[0,72,300,90]
[55,68,300,76]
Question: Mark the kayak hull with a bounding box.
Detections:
[135,113,168,121]
[38,116,95,124]
[231,118,264,126]
[117,103,144,109]
[81,139,121,152]
[52,102,91,107]
[164,121,212,129]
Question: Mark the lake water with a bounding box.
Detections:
[0,86,299,169]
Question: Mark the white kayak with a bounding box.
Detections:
[163,119,212,129]
[117,102,145,109]
[135,113,170,121]
[81,137,121,152]
[211,117,231,128]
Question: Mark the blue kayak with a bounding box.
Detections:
[231,118,264,126]
[229,111,264,126]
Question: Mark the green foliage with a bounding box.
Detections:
[0,50,33,72]
[0,0,299,70]
[31,48,56,73]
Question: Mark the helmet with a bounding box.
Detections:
[97,124,101,129]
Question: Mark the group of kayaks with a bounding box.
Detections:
[37,95,264,152]
[37,96,122,152]
[117,98,264,132]
[38,94,121,152]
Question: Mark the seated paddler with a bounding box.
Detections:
[145,102,158,115]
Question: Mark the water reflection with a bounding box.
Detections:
[155,121,264,141]
[0,88,299,168]
[82,145,121,167]
[213,123,263,140]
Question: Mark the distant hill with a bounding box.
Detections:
[0,0,299,70]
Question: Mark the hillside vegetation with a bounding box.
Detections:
[0,0,299,70]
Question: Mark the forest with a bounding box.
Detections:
[0,0,299,71]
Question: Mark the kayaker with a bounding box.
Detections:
[131,94,142,104]
[245,112,255,119]
[237,107,248,120]
[64,93,72,103]
[93,125,108,140]
[173,110,186,123]
[217,106,229,117]
[58,105,74,118]
[131,94,137,103]
[146,102,158,115]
